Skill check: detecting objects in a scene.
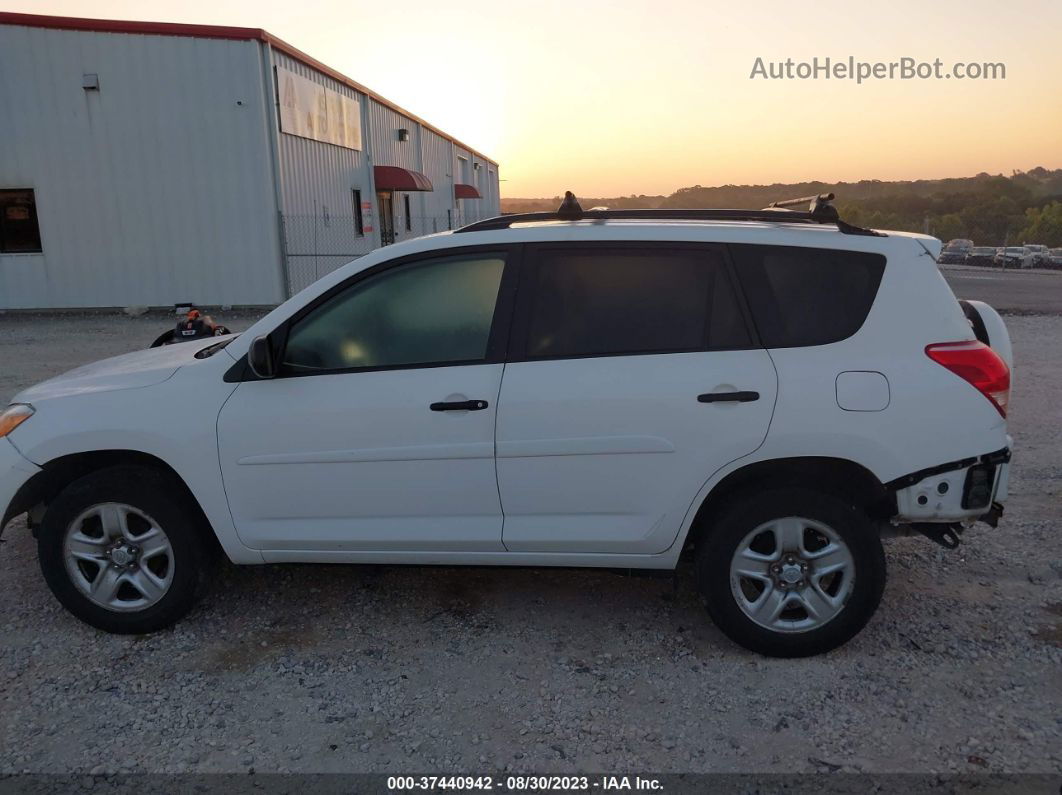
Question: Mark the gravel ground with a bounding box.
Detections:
[0,310,1059,776]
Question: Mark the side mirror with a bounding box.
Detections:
[247,335,276,379]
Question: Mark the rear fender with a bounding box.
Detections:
[960,300,1013,372]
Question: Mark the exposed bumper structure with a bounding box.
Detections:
[888,445,1011,524]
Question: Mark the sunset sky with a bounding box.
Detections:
[6,0,1061,196]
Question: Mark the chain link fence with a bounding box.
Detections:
[280,213,376,295]
[279,210,495,295]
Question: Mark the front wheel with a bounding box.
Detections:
[38,466,206,634]
[696,488,886,657]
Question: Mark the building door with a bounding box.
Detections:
[377,191,395,246]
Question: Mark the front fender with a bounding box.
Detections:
[0,438,42,533]
[8,372,263,565]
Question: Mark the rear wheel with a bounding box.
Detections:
[38,466,206,634]
[696,487,885,657]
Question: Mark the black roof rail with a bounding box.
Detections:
[457,190,885,237]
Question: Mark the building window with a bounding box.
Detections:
[404,194,412,232]
[352,189,364,236]
[0,189,43,253]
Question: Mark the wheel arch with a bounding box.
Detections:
[682,456,894,553]
[5,449,222,558]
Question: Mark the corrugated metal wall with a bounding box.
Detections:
[470,153,490,225]
[419,129,457,234]
[268,48,376,293]
[268,48,501,258]
[0,25,284,308]
[453,146,473,227]
[271,49,373,219]
[365,98,422,245]
[0,21,502,307]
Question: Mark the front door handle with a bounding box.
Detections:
[430,399,489,412]
[697,391,760,403]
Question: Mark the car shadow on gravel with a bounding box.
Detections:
[185,559,738,674]
[1033,602,1062,648]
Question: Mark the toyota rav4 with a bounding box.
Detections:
[0,195,1013,657]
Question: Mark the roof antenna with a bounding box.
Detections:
[557,191,583,220]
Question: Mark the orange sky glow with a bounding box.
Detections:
[5,0,1061,196]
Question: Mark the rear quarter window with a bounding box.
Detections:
[730,245,886,348]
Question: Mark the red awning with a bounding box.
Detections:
[454,183,481,199]
[373,165,433,192]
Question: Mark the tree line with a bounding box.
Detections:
[501,167,1062,246]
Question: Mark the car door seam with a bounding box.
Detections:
[665,347,781,555]
[494,361,510,551]
[213,380,259,553]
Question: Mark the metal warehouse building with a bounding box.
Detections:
[0,12,501,309]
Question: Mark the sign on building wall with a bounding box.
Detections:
[276,67,362,151]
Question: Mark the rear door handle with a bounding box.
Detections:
[697,391,760,403]
[430,399,489,412]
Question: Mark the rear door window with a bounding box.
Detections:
[516,245,752,359]
[729,245,886,347]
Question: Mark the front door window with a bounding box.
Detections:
[282,253,506,373]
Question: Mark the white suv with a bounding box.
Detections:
[0,196,1013,657]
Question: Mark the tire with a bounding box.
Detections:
[37,466,206,634]
[695,487,886,658]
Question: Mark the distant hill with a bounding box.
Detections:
[501,195,668,213]
[502,167,1062,246]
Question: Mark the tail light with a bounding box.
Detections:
[925,340,1010,417]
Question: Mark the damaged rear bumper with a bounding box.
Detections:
[886,445,1011,526]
